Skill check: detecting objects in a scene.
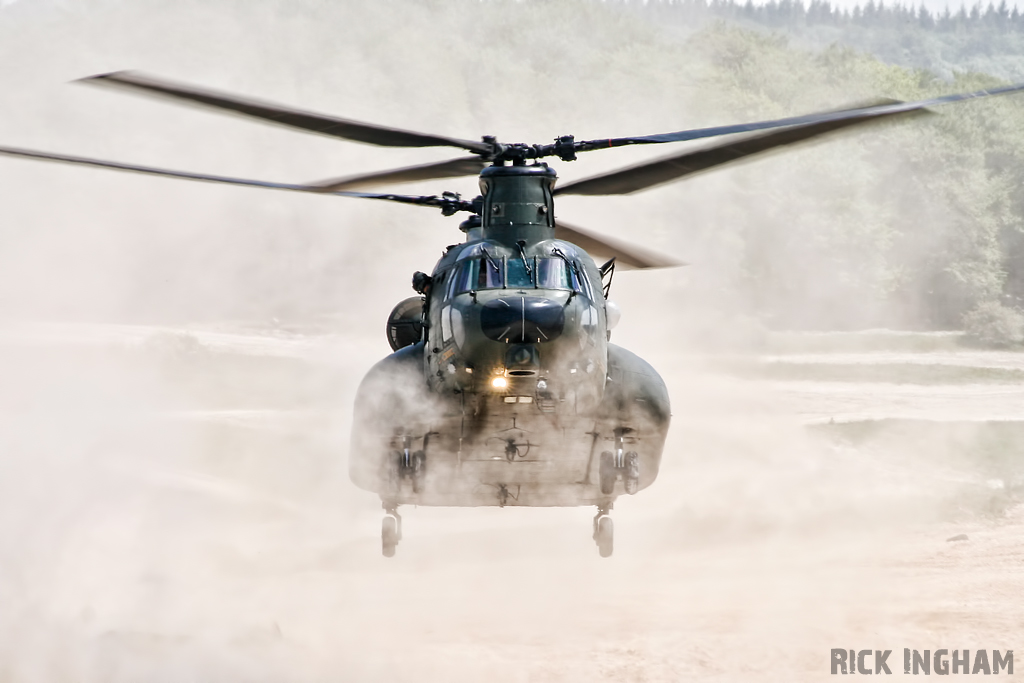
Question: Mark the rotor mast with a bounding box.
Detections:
[476,160,557,247]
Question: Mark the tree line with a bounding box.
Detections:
[640,0,1024,33]
[664,25,1024,337]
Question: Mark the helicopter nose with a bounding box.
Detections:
[480,296,565,344]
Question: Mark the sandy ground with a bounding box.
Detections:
[1,324,1022,682]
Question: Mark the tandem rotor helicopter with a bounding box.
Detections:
[2,73,1023,556]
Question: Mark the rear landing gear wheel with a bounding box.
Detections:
[382,516,398,557]
[595,516,613,557]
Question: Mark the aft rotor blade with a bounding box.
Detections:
[0,145,462,209]
[554,219,684,270]
[556,107,927,196]
[80,71,492,155]
[578,81,1024,151]
[309,156,487,192]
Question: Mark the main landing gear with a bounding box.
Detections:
[599,428,639,495]
[382,503,402,557]
[593,502,613,557]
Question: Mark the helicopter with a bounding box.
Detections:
[2,73,1024,557]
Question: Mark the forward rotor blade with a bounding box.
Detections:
[80,71,492,155]
[554,219,684,270]
[0,145,460,209]
[556,106,927,196]
[309,156,487,192]
[578,81,1024,151]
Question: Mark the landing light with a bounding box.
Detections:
[491,376,508,389]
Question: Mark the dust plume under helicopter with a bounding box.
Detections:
[3,68,1023,557]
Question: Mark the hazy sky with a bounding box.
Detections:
[0,0,1017,16]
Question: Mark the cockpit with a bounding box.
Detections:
[445,253,595,300]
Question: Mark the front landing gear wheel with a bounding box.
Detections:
[382,516,398,557]
[381,504,402,558]
[595,516,613,557]
[592,503,614,558]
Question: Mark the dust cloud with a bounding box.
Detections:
[1,1,1022,681]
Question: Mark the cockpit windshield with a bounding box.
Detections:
[506,258,532,288]
[448,256,591,297]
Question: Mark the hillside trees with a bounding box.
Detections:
[634,0,1024,81]
[680,26,1024,329]
[1,0,1021,333]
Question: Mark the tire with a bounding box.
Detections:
[599,451,616,495]
[596,516,613,558]
[382,516,398,557]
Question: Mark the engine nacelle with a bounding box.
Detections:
[386,296,425,351]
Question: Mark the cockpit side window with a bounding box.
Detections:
[536,258,571,290]
[571,263,595,300]
[540,256,594,299]
[443,267,458,300]
[451,258,503,296]
[452,259,479,294]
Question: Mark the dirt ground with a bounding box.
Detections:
[0,324,1021,682]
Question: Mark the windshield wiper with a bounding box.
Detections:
[480,247,501,273]
[516,240,533,279]
[551,247,583,303]
[551,247,579,276]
